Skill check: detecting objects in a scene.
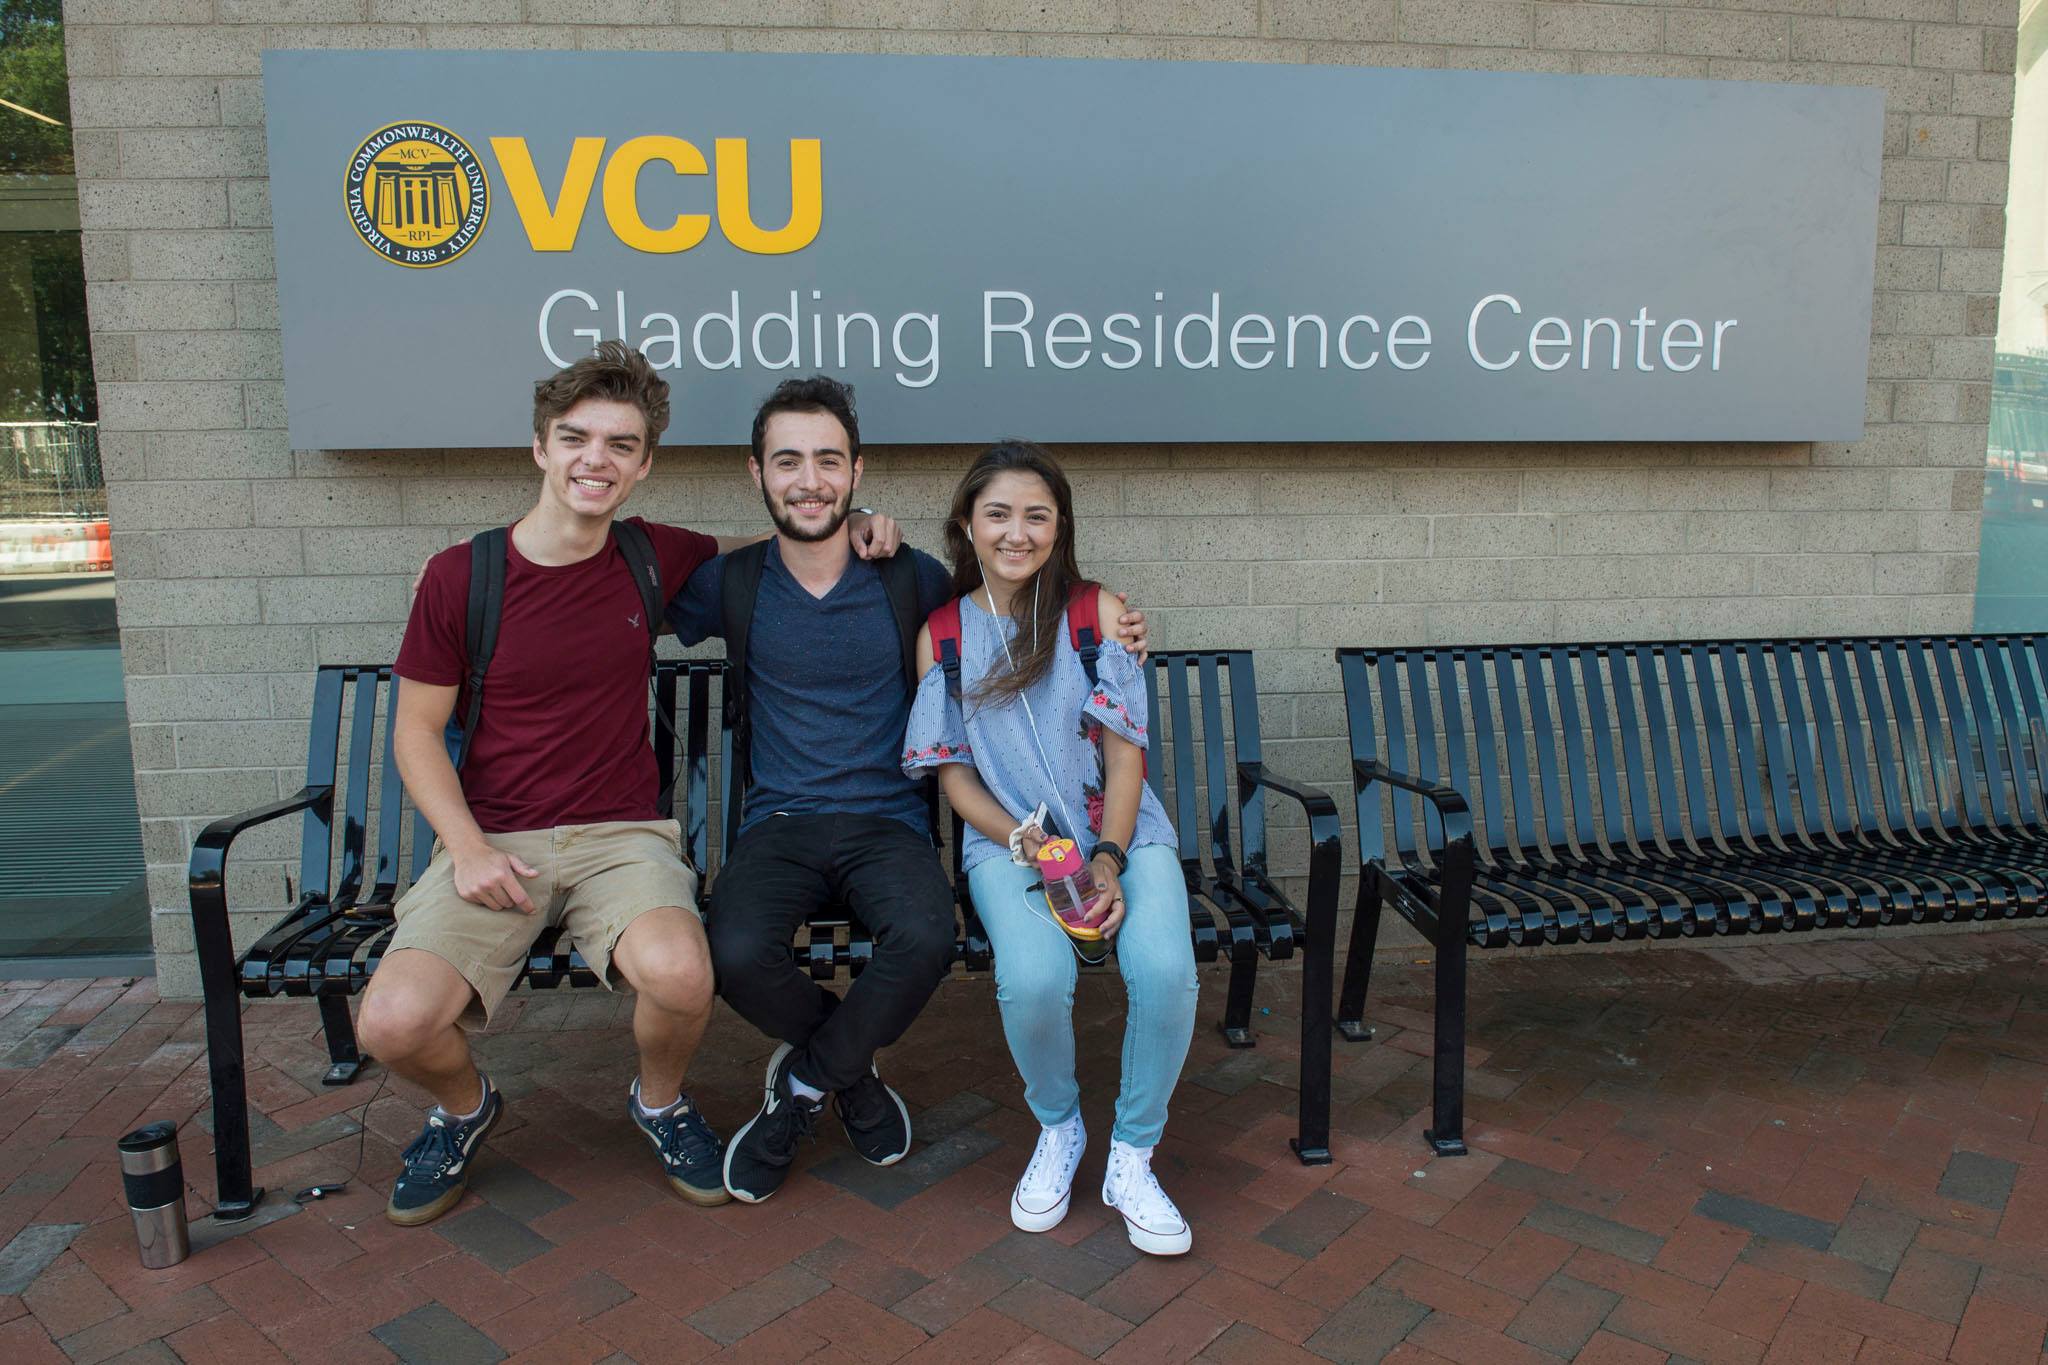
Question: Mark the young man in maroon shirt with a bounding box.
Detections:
[361,343,896,1225]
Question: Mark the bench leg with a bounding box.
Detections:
[191,886,262,1220]
[1336,871,1382,1043]
[318,994,367,1086]
[1424,894,1469,1158]
[1218,950,1258,1049]
[1291,878,1339,1168]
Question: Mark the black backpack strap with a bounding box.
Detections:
[1067,579,1102,688]
[719,540,772,782]
[610,519,664,652]
[456,527,508,771]
[612,518,686,815]
[876,550,923,691]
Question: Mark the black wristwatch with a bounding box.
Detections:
[1092,840,1128,874]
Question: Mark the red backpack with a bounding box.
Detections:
[928,580,1102,703]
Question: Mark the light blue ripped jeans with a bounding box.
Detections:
[966,843,1199,1148]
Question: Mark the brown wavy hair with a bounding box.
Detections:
[944,440,1085,704]
[532,340,670,456]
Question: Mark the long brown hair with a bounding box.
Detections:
[943,440,1085,704]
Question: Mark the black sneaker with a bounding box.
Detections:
[628,1080,730,1207]
[386,1080,503,1227]
[723,1043,823,1204]
[835,1064,912,1167]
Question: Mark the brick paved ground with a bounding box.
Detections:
[0,930,2045,1362]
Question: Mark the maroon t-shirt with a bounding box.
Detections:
[395,517,719,833]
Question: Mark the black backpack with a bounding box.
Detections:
[453,521,665,770]
[718,539,923,787]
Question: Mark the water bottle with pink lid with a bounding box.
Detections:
[1035,837,1106,941]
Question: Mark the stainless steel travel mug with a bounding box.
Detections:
[119,1122,190,1269]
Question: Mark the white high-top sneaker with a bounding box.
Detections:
[1010,1114,1086,1232]
[1101,1138,1192,1256]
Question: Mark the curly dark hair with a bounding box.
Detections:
[750,375,860,464]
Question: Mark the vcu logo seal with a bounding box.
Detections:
[345,121,489,268]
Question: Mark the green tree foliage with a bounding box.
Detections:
[1,0,72,175]
[0,0,93,422]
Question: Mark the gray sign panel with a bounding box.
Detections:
[264,50,1882,448]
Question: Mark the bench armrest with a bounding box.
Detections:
[1239,760,1341,839]
[189,785,334,904]
[1236,758,1345,1163]
[1353,758,1474,848]
[187,781,333,1220]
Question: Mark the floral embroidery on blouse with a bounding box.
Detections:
[903,740,971,764]
[1087,689,1145,740]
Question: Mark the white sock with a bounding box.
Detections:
[436,1075,490,1123]
[633,1079,681,1117]
[789,1074,826,1102]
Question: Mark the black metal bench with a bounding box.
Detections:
[1335,634,2048,1159]
[189,648,1343,1219]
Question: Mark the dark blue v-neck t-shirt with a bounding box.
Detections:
[667,542,953,837]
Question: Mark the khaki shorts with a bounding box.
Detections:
[387,818,700,1029]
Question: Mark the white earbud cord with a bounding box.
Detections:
[977,557,1087,849]
[975,555,1103,944]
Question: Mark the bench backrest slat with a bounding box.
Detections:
[1162,659,1202,869]
[1573,649,1619,850]
[1690,645,1743,842]
[1406,653,1446,855]
[654,666,679,825]
[1531,650,1572,855]
[1434,652,1477,862]
[2028,640,2048,806]
[1930,641,1990,830]
[1766,642,1824,837]
[1547,648,1601,852]
[1960,639,2014,830]
[1822,642,1882,837]
[1793,643,1853,835]
[1719,645,1771,843]
[1901,642,1956,829]
[1339,653,1385,866]
[1466,650,1515,855]
[1849,642,1909,836]
[337,667,380,906]
[684,666,712,872]
[299,667,346,902]
[1198,654,1236,878]
[1658,647,1711,846]
[1227,654,1269,876]
[1980,640,2033,826]
[1627,647,1682,847]
[374,669,405,899]
[1490,650,1531,856]
[1876,643,1936,833]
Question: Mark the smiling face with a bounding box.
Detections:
[752,408,861,543]
[964,469,1060,595]
[533,396,652,523]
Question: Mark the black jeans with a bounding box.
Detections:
[708,813,956,1093]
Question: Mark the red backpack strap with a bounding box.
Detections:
[928,597,966,701]
[1066,580,1102,687]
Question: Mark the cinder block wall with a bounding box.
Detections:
[63,0,2010,997]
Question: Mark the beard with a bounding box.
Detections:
[762,484,850,543]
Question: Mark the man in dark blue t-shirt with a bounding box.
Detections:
[668,377,1144,1205]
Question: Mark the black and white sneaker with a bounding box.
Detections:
[835,1063,912,1166]
[386,1078,503,1227]
[722,1043,823,1204]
